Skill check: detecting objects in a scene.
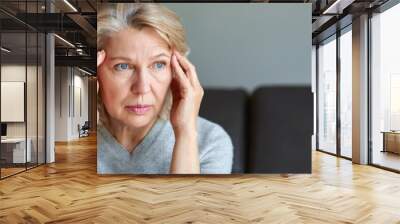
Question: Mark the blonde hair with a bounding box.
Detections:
[97,3,189,125]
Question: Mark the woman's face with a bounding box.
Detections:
[98,27,172,129]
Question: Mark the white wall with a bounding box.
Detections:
[54,67,89,141]
[1,65,26,139]
[72,72,89,138]
[165,3,312,92]
[1,65,39,137]
[55,66,68,141]
[1,64,45,164]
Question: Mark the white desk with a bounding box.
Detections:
[1,138,31,163]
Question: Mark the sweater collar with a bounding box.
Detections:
[99,118,167,156]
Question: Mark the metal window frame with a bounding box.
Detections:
[315,22,353,162]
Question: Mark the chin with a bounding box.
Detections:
[125,113,156,129]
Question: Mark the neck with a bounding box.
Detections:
[105,117,158,153]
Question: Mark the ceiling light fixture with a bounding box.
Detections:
[54,34,75,48]
[77,67,93,76]
[322,0,354,15]
[1,47,11,53]
[63,0,78,12]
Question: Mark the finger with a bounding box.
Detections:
[174,50,192,74]
[174,51,201,88]
[171,54,191,91]
[170,78,181,101]
[97,50,105,67]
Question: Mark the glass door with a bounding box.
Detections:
[317,35,337,155]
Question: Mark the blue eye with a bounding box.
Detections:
[114,63,130,71]
[153,62,166,71]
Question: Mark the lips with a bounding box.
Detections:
[125,104,152,115]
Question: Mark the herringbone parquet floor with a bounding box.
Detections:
[1,134,400,223]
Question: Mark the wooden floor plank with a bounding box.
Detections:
[1,134,400,223]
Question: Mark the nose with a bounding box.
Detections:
[130,68,151,95]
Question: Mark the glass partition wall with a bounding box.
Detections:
[317,35,337,155]
[370,2,400,172]
[0,1,46,179]
[339,26,352,159]
[316,0,400,173]
[316,26,353,159]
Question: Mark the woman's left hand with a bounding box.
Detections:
[169,50,203,174]
[170,50,204,135]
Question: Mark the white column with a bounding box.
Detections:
[352,14,369,164]
[46,1,55,163]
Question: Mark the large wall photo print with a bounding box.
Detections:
[96,2,313,174]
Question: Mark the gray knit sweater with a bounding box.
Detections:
[97,117,233,174]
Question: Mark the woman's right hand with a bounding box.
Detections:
[97,50,106,67]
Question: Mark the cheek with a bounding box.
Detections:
[152,66,172,83]
[99,70,129,110]
[151,70,172,103]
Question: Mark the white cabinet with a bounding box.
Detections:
[1,138,32,163]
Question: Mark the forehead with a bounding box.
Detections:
[105,27,170,56]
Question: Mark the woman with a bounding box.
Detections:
[97,3,233,174]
